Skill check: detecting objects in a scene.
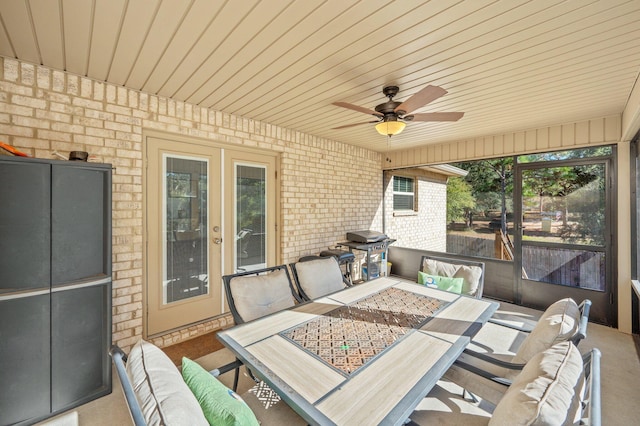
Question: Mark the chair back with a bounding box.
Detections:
[572,299,592,344]
[290,256,347,300]
[419,255,485,298]
[222,265,301,324]
[109,346,146,426]
[409,342,601,426]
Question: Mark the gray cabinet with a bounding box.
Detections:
[0,156,112,425]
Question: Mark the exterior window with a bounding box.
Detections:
[393,176,415,211]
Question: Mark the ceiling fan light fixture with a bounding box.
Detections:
[375,120,406,136]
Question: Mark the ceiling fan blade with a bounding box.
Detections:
[331,120,379,130]
[410,112,464,122]
[395,85,447,114]
[333,102,383,117]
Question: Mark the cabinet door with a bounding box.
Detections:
[0,295,51,425]
[0,160,51,293]
[50,163,112,411]
[51,283,111,410]
[51,164,110,285]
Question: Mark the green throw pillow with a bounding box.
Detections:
[418,271,464,294]
[181,357,259,426]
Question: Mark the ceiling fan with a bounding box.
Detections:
[332,85,464,136]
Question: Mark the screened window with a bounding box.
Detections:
[393,176,415,211]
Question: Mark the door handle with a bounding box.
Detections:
[213,237,222,244]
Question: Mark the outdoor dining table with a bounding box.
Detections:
[217,276,499,425]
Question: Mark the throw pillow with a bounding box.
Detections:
[126,340,209,426]
[181,357,259,426]
[418,271,464,294]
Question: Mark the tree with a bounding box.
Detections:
[455,158,514,234]
[522,164,605,245]
[446,177,475,223]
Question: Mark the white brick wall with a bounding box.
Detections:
[0,57,382,352]
[383,170,447,253]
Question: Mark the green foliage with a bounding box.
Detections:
[446,177,475,222]
[523,164,605,245]
[518,146,612,163]
[456,158,514,197]
[237,177,265,232]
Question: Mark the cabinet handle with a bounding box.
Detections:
[0,288,50,301]
[51,277,111,293]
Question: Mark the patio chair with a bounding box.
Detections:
[444,297,591,405]
[419,254,485,298]
[290,255,348,301]
[222,265,302,389]
[408,341,601,426]
[222,264,302,325]
[110,341,305,426]
[319,248,355,286]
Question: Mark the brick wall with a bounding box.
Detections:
[0,57,382,351]
[383,170,447,254]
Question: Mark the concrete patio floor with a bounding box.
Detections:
[39,300,640,426]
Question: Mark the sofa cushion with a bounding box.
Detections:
[230,269,297,322]
[490,341,584,426]
[295,257,346,299]
[126,340,208,426]
[511,298,580,368]
[422,258,482,296]
[182,357,259,426]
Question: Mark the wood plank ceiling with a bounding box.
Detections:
[1,0,640,152]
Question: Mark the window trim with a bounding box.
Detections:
[392,175,416,212]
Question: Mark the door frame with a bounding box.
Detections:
[142,130,281,338]
[513,150,617,326]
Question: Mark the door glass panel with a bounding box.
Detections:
[235,164,266,272]
[164,155,209,304]
[520,163,606,290]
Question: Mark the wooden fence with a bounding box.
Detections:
[446,234,494,257]
[446,234,605,291]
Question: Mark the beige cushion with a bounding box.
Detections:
[295,257,346,299]
[126,340,208,426]
[445,298,582,402]
[422,258,482,296]
[230,269,297,322]
[511,298,580,368]
[490,341,584,426]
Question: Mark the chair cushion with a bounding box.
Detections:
[511,298,580,368]
[295,257,346,299]
[181,357,259,426]
[490,341,584,426]
[418,271,464,294]
[125,340,208,426]
[230,269,297,322]
[422,258,482,297]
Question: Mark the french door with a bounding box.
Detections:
[145,134,279,336]
[514,156,615,325]
[146,137,222,336]
[224,149,278,274]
